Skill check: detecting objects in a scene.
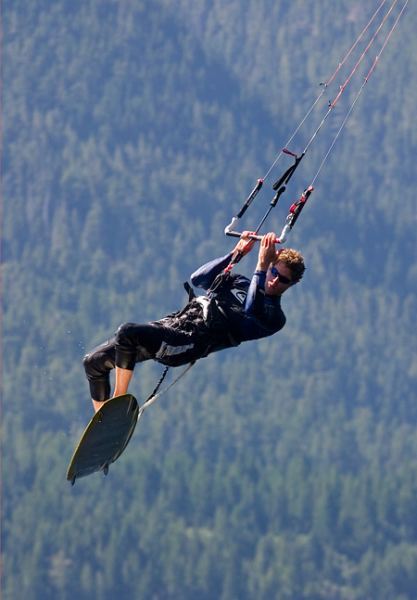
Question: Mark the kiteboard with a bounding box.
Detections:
[67,393,139,485]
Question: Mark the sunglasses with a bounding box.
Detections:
[270,265,293,285]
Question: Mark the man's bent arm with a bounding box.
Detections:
[190,252,233,290]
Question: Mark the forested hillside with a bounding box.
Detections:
[3,1,417,599]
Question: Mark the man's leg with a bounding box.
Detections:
[92,398,105,413]
[84,324,163,412]
[113,322,164,398]
[83,337,116,413]
[113,366,134,398]
[112,320,201,399]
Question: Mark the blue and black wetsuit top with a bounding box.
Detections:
[190,252,286,344]
[83,252,288,398]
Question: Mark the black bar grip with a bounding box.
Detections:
[270,186,286,207]
[236,179,264,219]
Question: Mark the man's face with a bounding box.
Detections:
[265,260,294,295]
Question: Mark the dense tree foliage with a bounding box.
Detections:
[3,1,417,598]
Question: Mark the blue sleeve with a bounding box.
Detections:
[245,271,266,315]
[240,270,286,338]
[190,253,233,290]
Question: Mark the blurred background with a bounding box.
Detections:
[2,1,417,598]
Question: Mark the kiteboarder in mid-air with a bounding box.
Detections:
[83,232,305,412]
[69,3,408,484]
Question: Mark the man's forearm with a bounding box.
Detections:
[245,271,266,315]
[255,259,268,272]
[190,252,233,289]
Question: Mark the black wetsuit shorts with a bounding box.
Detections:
[83,300,226,401]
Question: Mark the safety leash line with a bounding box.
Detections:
[138,362,195,415]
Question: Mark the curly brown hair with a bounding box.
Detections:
[275,248,305,283]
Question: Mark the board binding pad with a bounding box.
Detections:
[67,394,139,485]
